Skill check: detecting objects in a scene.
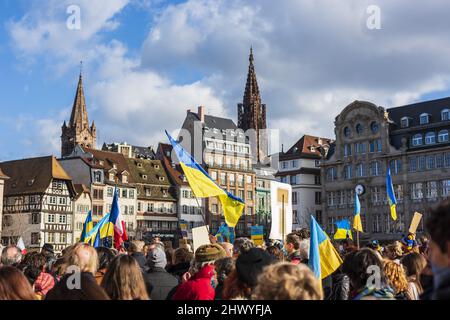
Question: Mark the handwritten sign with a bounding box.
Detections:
[409,212,423,234]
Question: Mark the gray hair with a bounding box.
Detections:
[1,245,22,266]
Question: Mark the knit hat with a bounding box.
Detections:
[195,243,226,263]
[147,247,167,269]
[236,247,275,287]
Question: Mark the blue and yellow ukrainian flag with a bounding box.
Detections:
[334,219,353,240]
[309,216,343,280]
[215,222,235,244]
[84,213,112,247]
[353,192,363,232]
[79,210,93,242]
[386,166,398,221]
[166,131,244,227]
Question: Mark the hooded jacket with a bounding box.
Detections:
[172,265,216,300]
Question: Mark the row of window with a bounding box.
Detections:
[401,110,450,128]
[46,232,70,244]
[137,202,175,213]
[205,140,251,154]
[411,130,449,146]
[139,221,178,230]
[343,139,382,156]
[291,191,322,206]
[210,171,253,185]
[279,174,321,185]
[343,121,379,138]
[92,204,135,215]
[76,204,90,214]
[211,204,253,215]
[326,159,402,181]
[409,153,450,172]
[181,205,203,215]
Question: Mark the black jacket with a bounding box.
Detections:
[143,267,179,300]
[130,252,148,272]
[46,272,110,300]
[329,272,350,300]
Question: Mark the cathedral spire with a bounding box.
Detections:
[243,46,260,106]
[69,68,89,130]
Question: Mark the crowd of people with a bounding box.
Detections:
[1,199,449,300]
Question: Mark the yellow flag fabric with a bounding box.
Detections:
[167,132,244,227]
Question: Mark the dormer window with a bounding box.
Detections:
[154,164,160,170]
[142,174,147,180]
[27,179,34,186]
[137,163,143,168]
[162,189,168,197]
[420,113,430,125]
[400,117,410,128]
[159,176,165,181]
[355,123,364,135]
[99,160,104,166]
[122,175,128,183]
[442,109,450,121]
[109,173,114,181]
[112,163,117,169]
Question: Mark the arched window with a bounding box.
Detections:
[438,130,449,143]
[425,132,436,145]
[412,134,423,146]
[343,127,351,137]
[356,163,365,177]
[420,113,430,125]
[442,109,450,121]
[371,121,379,133]
[356,123,364,135]
[401,117,409,128]
[343,165,352,180]
[370,161,382,176]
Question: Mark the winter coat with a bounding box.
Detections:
[46,272,110,300]
[143,267,179,300]
[352,286,396,300]
[130,252,149,272]
[329,272,350,300]
[172,265,216,300]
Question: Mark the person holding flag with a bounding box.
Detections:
[386,165,398,221]
[165,131,245,228]
[353,191,363,248]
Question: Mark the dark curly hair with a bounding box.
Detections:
[426,200,450,253]
[96,246,116,270]
[214,257,235,284]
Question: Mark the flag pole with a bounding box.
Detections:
[356,230,360,249]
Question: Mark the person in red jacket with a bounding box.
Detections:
[172,243,226,300]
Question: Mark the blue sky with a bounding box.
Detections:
[1,0,450,161]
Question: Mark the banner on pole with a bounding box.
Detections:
[179,220,188,239]
[269,181,292,240]
[251,225,264,246]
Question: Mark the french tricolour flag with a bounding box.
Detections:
[109,187,128,249]
[17,236,27,255]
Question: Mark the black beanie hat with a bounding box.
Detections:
[236,247,275,287]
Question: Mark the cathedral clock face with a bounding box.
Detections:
[355,184,365,195]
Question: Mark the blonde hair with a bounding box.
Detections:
[252,262,323,300]
[101,254,149,300]
[129,240,145,253]
[67,243,99,275]
[383,259,408,294]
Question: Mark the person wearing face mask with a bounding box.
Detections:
[424,200,450,300]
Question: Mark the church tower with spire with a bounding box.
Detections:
[61,69,96,157]
[237,47,268,163]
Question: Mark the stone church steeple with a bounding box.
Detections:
[237,47,268,163]
[61,69,96,157]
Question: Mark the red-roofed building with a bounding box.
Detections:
[275,135,332,230]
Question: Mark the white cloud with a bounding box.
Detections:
[7,0,450,157]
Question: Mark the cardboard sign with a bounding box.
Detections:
[179,220,188,239]
[192,225,211,253]
[269,181,293,240]
[251,225,264,246]
[409,212,423,234]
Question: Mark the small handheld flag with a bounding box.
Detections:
[79,210,93,242]
[17,237,27,255]
[334,219,353,240]
[386,166,398,221]
[353,192,363,232]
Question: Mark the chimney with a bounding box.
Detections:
[187,108,192,114]
[198,106,205,123]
